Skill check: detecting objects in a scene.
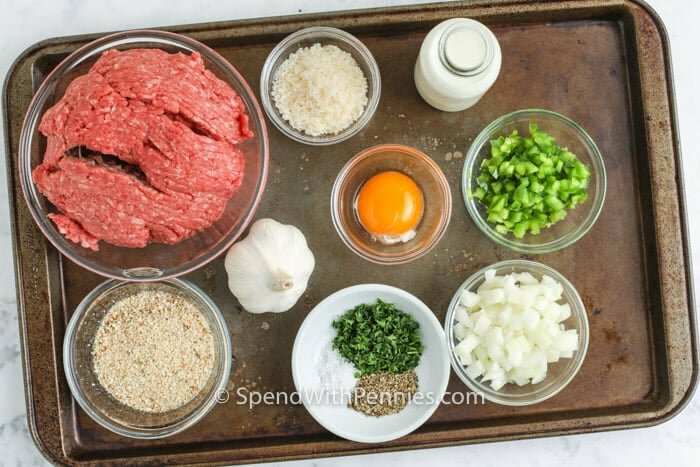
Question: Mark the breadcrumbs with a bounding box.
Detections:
[91,290,215,413]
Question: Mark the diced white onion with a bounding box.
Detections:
[455,333,479,356]
[460,290,481,309]
[558,303,572,322]
[465,360,486,379]
[473,315,492,336]
[455,306,471,326]
[452,269,580,390]
[454,322,469,340]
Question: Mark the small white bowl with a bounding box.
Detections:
[291,284,449,443]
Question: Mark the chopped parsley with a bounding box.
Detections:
[332,299,424,377]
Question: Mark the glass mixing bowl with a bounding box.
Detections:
[463,109,606,254]
[18,30,269,281]
[63,278,232,439]
[444,260,589,406]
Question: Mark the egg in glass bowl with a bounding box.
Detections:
[331,144,451,265]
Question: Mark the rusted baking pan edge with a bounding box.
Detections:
[3,0,696,465]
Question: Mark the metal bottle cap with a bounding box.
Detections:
[439,23,494,77]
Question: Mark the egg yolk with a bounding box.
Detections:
[356,171,424,237]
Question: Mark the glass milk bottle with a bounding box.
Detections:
[414,18,502,112]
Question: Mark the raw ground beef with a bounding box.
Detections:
[33,48,253,250]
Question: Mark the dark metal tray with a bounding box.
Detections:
[3,0,697,465]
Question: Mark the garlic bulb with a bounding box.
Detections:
[224,218,315,314]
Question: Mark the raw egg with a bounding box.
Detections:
[355,170,424,244]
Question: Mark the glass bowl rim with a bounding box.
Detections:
[443,259,590,406]
[62,277,232,439]
[330,143,452,265]
[462,108,607,254]
[18,29,270,282]
[259,25,381,146]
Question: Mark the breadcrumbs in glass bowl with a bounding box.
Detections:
[63,278,232,439]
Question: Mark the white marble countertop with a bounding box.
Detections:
[1,0,698,465]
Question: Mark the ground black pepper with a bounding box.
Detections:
[350,370,418,417]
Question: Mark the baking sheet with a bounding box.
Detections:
[3,0,696,464]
